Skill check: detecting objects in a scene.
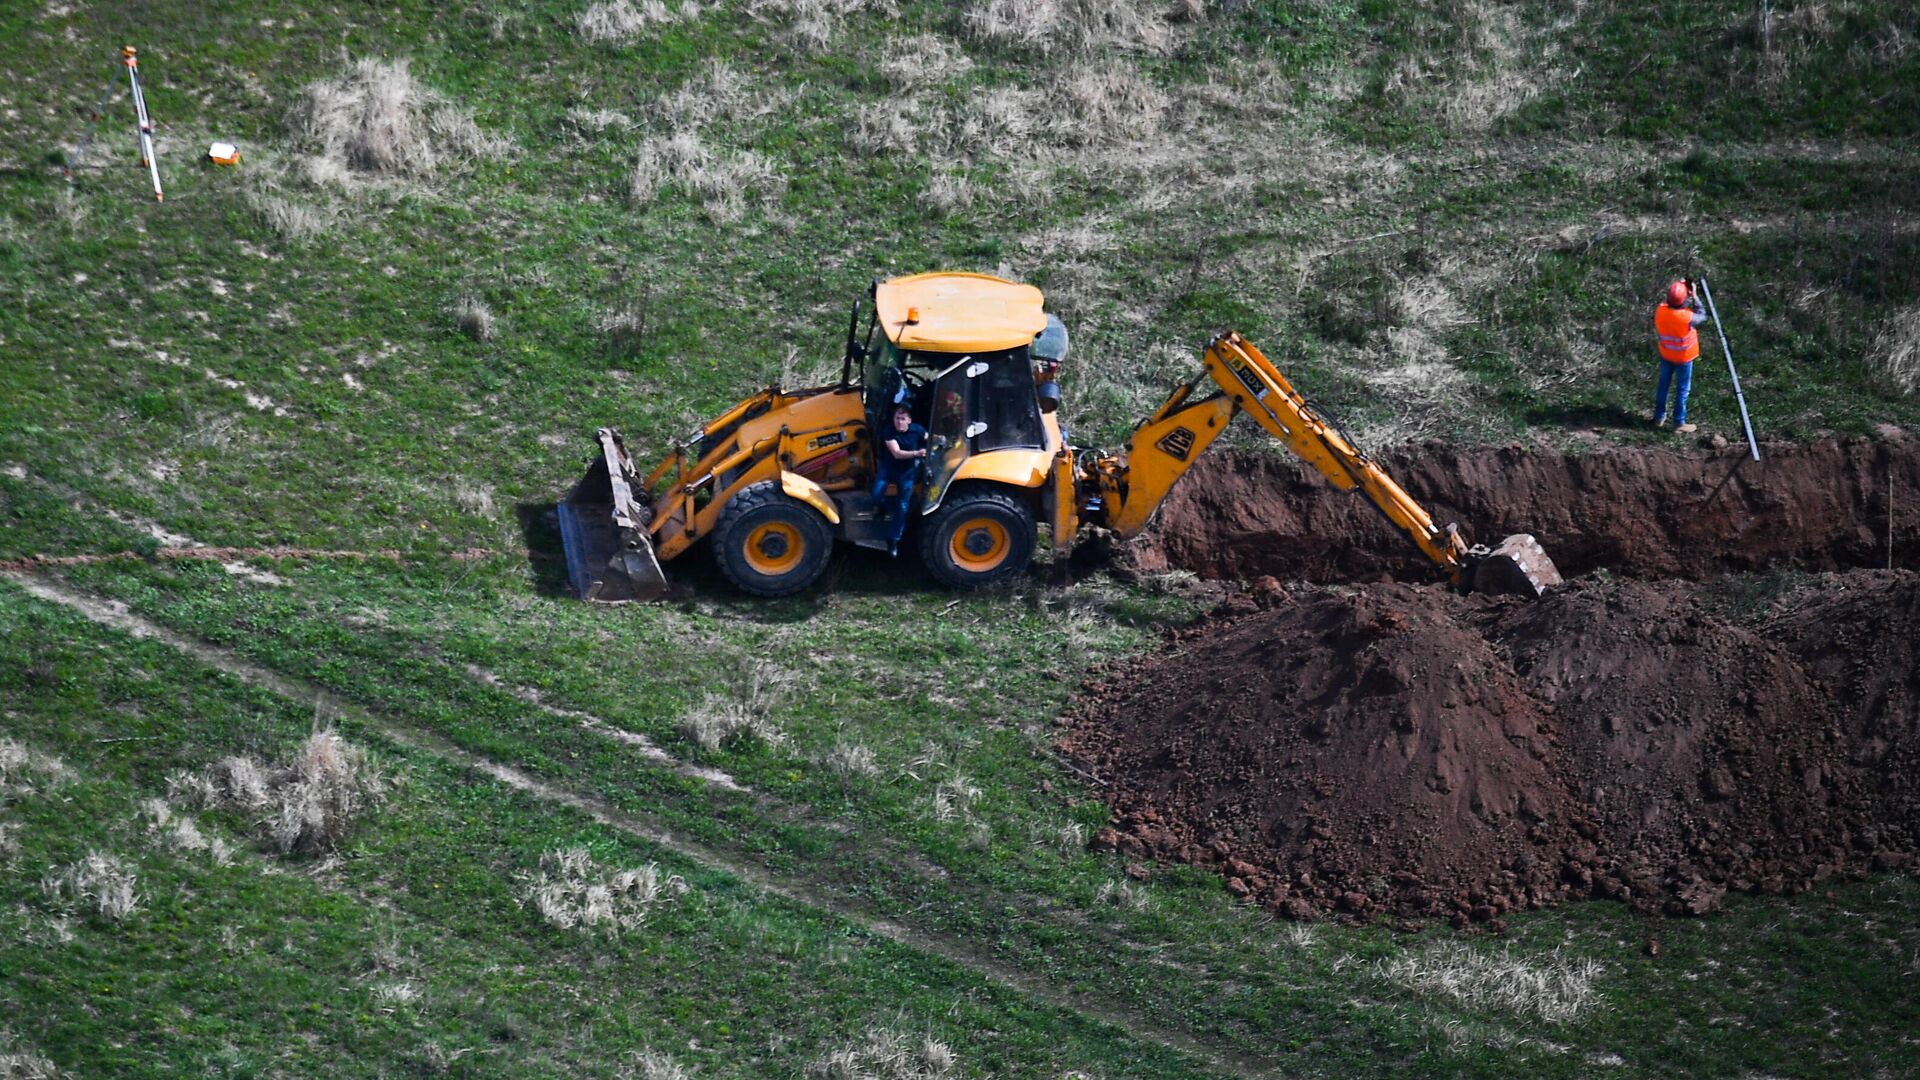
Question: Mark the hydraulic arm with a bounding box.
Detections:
[1081,332,1561,598]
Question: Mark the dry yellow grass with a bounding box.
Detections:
[577,0,702,43]
[287,58,507,180]
[1876,305,1920,394]
[1377,942,1605,1024]
[962,0,1175,56]
[40,851,140,923]
[630,130,785,223]
[168,729,391,856]
[806,1027,959,1079]
[520,847,689,934]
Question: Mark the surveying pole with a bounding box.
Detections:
[65,46,163,201]
[1695,275,1758,462]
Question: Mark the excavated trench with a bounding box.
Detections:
[1064,436,1920,925]
[1132,436,1920,583]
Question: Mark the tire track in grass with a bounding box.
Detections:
[4,570,1282,1080]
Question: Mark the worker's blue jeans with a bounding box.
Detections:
[871,470,914,543]
[1654,360,1693,425]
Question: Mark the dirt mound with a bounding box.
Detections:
[1132,436,1919,583]
[1062,574,1920,924]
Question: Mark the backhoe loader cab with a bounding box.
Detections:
[558,272,1070,601]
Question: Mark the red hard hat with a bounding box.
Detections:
[1667,280,1691,307]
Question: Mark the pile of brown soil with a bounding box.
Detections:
[1061,573,1920,924]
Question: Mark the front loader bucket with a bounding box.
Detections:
[556,429,667,603]
[1466,533,1563,600]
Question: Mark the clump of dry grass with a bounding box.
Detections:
[1875,305,1920,394]
[619,1049,694,1080]
[650,61,793,129]
[1377,942,1604,1024]
[577,0,702,43]
[521,847,689,934]
[1379,0,1568,134]
[630,130,785,223]
[962,0,1175,55]
[746,0,897,52]
[680,695,785,751]
[0,1033,58,1079]
[878,34,975,92]
[288,58,508,179]
[170,730,392,856]
[41,852,140,923]
[806,1028,959,1080]
[925,172,976,214]
[0,739,72,795]
[566,106,635,134]
[1032,820,1086,858]
[137,798,235,865]
[0,823,20,863]
[820,740,879,779]
[680,666,796,751]
[453,478,497,516]
[248,194,334,243]
[452,296,498,342]
[1093,877,1151,912]
[1055,66,1170,144]
[930,773,981,821]
[853,63,1166,164]
[601,304,650,357]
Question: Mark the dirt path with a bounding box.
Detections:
[3,570,1281,1080]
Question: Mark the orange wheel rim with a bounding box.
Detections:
[948,517,1010,573]
[744,521,804,576]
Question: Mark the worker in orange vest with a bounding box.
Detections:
[1653,279,1708,434]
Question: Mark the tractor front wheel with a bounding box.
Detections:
[920,485,1035,590]
[714,481,833,597]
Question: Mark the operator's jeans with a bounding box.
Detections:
[871,470,914,543]
[1654,360,1693,425]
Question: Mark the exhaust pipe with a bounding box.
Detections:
[555,429,668,603]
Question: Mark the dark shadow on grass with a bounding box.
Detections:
[513,501,572,599]
[1522,401,1648,429]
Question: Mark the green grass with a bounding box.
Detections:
[4,0,1919,1075]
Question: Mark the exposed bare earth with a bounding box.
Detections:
[1133,436,1918,584]
[1069,438,1919,924]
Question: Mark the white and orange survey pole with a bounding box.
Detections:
[66,46,163,201]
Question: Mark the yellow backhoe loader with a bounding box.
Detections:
[557,271,1560,602]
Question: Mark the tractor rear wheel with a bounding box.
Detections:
[920,485,1035,590]
[714,481,833,597]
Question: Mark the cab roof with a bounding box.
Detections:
[874,272,1048,354]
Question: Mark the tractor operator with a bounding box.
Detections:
[1653,279,1709,435]
[872,403,928,557]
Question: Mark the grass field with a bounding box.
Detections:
[4,1,1919,1076]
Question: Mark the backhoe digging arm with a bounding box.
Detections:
[1082,332,1561,597]
[1198,333,1470,579]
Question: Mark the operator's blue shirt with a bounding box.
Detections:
[879,423,926,479]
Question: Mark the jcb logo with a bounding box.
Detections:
[1155,427,1196,461]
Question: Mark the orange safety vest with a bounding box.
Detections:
[1655,303,1700,363]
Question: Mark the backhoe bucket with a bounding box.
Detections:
[556,428,667,603]
[1466,533,1562,599]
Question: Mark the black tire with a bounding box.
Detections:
[919,484,1036,590]
[713,481,834,597]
